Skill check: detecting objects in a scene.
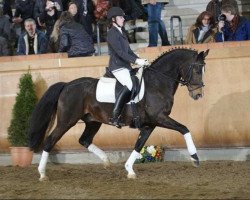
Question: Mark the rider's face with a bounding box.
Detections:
[115,16,125,27]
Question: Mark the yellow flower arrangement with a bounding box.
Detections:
[136,145,164,163]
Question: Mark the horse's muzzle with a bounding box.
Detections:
[193,93,203,100]
[189,90,203,100]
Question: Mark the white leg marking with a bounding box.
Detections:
[184,132,197,155]
[38,151,49,181]
[125,150,141,179]
[88,144,109,164]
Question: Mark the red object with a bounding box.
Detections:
[94,0,110,20]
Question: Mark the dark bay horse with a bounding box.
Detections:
[28,48,209,181]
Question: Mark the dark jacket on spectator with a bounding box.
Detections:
[33,0,62,23]
[0,13,12,40]
[0,0,13,21]
[17,29,48,55]
[14,0,35,21]
[0,35,10,56]
[215,16,250,42]
[74,0,95,36]
[59,20,95,57]
[39,8,61,38]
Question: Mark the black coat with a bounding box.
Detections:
[74,0,95,35]
[33,0,62,20]
[0,36,10,56]
[14,0,35,21]
[0,0,13,21]
[107,26,138,72]
[59,21,95,57]
[39,9,61,38]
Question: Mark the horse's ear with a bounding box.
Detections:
[197,49,210,60]
[203,49,209,58]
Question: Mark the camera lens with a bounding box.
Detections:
[218,14,226,21]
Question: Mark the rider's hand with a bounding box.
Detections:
[135,58,150,66]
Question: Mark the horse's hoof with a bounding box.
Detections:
[39,176,49,182]
[190,153,200,167]
[127,173,137,179]
[103,160,111,169]
[191,158,200,167]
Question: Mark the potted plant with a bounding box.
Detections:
[8,71,37,167]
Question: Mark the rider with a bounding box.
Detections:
[106,7,149,128]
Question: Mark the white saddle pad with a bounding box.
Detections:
[96,77,145,104]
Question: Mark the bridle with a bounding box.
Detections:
[181,63,205,92]
[147,62,205,92]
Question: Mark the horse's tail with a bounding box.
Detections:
[28,82,66,151]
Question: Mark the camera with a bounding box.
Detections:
[218,14,226,22]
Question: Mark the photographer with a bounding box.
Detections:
[38,0,62,38]
[34,0,62,29]
[206,0,238,23]
[215,4,250,42]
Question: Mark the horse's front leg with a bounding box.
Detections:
[125,125,155,179]
[158,116,199,167]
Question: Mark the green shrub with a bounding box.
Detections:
[7,72,37,146]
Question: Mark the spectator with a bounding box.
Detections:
[47,19,60,52]
[13,0,35,29]
[0,6,16,55]
[186,11,217,44]
[0,6,12,41]
[0,0,13,22]
[215,4,250,42]
[38,0,62,38]
[74,0,95,36]
[17,18,48,55]
[142,0,170,47]
[34,0,62,28]
[58,11,95,57]
[47,1,74,53]
[206,0,238,23]
[0,35,10,56]
[67,1,78,21]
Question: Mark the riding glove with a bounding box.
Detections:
[135,58,150,66]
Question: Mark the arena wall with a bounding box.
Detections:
[1,41,250,152]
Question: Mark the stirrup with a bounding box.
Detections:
[109,117,122,129]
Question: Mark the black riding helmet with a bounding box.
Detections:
[107,7,125,20]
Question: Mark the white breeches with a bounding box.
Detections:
[112,68,133,91]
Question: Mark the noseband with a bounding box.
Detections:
[147,62,205,92]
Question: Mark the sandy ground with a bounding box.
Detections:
[0,161,249,199]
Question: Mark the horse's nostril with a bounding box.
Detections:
[197,94,202,99]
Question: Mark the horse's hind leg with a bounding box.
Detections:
[159,116,199,167]
[79,121,110,168]
[38,122,77,181]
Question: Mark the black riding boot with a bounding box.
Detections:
[109,86,131,128]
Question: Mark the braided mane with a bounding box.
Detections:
[149,47,198,67]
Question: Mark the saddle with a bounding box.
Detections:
[96,67,145,128]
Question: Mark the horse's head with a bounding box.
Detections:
[180,49,209,100]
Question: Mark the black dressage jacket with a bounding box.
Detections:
[107,26,138,72]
